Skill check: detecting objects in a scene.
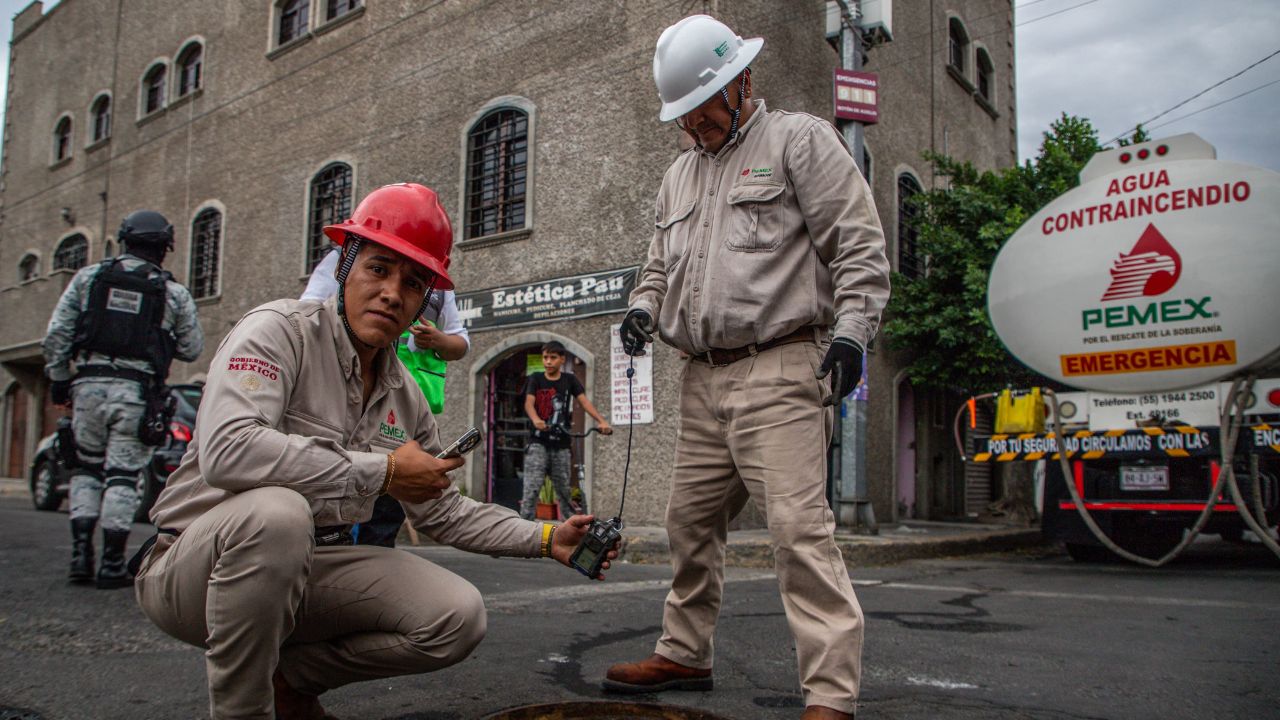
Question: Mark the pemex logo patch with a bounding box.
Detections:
[379,409,406,441]
[1100,223,1182,301]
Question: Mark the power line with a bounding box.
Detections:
[1015,0,1065,7]
[1016,0,1098,27]
[1104,47,1280,145]
[1146,76,1280,132]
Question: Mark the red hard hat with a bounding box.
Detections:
[323,183,454,290]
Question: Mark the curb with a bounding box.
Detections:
[621,528,1047,568]
[0,478,29,498]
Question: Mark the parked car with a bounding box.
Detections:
[29,383,203,523]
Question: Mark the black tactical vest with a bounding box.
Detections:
[71,258,176,379]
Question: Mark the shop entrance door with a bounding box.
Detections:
[483,345,587,517]
[6,384,27,478]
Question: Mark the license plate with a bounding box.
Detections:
[1120,465,1169,491]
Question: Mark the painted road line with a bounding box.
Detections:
[852,579,1277,610]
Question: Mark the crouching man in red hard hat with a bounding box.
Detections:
[133,184,617,720]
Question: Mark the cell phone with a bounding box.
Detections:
[436,427,481,459]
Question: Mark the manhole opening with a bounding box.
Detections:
[482,701,733,720]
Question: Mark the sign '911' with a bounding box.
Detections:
[987,133,1280,393]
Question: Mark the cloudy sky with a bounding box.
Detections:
[1016,0,1279,169]
[1,0,1277,170]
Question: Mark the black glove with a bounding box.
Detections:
[815,338,863,407]
[620,309,655,357]
[50,379,72,406]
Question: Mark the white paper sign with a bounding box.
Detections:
[610,324,654,425]
[1087,385,1221,430]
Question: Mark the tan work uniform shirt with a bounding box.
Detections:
[150,296,541,557]
[630,100,891,355]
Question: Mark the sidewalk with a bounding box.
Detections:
[620,519,1046,569]
[1,476,1047,567]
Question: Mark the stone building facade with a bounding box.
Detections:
[0,0,1015,527]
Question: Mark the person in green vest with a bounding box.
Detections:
[303,246,470,545]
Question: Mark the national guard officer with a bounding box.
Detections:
[43,209,204,588]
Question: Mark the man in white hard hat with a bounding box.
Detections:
[607,15,891,720]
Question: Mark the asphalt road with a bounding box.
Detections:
[1,496,1277,720]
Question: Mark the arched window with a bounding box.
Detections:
[897,174,923,279]
[143,64,167,114]
[976,47,995,104]
[19,253,39,282]
[465,108,528,239]
[53,234,88,271]
[948,17,969,75]
[326,0,361,22]
[53,116,72,162]
[307,162,352,273]
[279,0,311,45]
[177,42,203,97]
[91,95,112,142]
[190,208,222,300]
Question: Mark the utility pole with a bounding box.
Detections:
[833,0,877,534]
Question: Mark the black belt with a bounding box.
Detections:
[75,367,156,384]
[690,326,822,368]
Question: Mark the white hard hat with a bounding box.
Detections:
[653,15,763,122]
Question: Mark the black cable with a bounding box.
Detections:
[615,353,635,523]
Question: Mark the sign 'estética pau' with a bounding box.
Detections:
[988,133,1280,393]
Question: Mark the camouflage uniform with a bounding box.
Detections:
[43,254,203,569]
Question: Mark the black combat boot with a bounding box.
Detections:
[69,517,97,584]
[96,529,133,589]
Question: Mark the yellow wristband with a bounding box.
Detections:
[540,523,556,558]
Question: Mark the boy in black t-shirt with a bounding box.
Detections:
[521,341,612,519]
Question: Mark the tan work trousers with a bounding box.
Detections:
[655,340,864,714]
[135,486,485,720]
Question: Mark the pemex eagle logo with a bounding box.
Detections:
[1100,223,1182,301]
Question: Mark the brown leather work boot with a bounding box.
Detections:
[273,670,341,720]
[602,653,713,693]
[800,705,854,719]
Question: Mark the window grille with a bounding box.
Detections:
[53,117,72,161]
[976,49,994,103]
[144,65,167,114]
[465,109,528,239]
[897,174,923,279]
[307,163,352,272]
[54,235,88,271]
[190,209,222,299]
[327,0,361,21]
[178,44,203,97]
[91,96,111,142]
[948,18,968,74]
[279,0,310,45]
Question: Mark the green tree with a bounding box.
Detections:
[883,114,1108,393]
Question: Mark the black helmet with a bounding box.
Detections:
[118,210,174,252]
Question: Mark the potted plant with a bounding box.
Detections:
[536,478,559,520]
